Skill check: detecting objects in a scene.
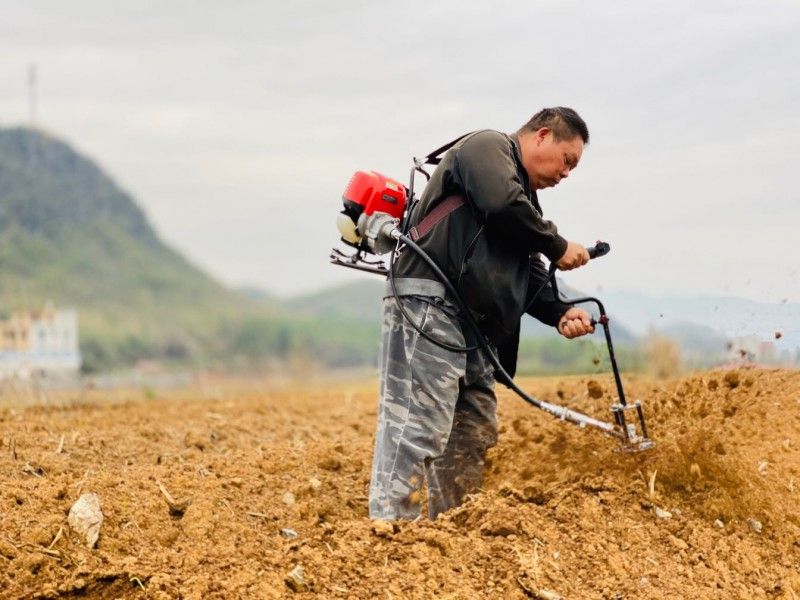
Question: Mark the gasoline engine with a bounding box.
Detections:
[331,171,408,276]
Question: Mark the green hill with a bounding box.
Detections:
[0,127,380,372]
[0,127,256,369]
[290,279,385,323]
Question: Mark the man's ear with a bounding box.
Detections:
[535,127,551,145]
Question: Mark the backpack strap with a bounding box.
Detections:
[409,195,466,241]
[420,131,475,166]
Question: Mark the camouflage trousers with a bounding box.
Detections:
[369,295,498,520]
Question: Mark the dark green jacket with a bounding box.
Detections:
[394,129,571,376]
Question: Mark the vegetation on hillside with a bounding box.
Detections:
[0,127,380,372]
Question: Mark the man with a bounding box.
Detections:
[369,107,595,520]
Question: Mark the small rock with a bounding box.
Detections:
[714,519,725,529]
[669,534,689,550]
[654,507,672,519]
[747,518,763,533]
[183,432,207,450]
[536,590,562,600]
[282,492,296,507]
[285,565,308,592]
[371,519,394,538]
[68,493,103,548]
[308,477,322,491]
[280,528,298,539]
[706,378,719,391]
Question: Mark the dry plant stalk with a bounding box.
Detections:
[156,480,191,516]
[47,527,63,550]
[648,470,658,498]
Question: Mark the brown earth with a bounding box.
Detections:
[1,369,799,599]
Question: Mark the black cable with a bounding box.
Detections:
[388,238,480,353]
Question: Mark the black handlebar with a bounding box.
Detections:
[587,241,611,260]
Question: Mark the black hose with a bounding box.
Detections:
[387,241,480,353]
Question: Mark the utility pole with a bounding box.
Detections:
[28,64,37,127]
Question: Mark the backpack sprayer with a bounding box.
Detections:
[329,146,654,453]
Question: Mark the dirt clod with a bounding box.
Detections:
[723,371,741,388]
[284,565,308,592]
[371,519,394,538]
[586,380,604,399]
[747,518,763,533]
[654,507,672,519]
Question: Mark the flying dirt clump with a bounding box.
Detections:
[586,379,604,399]
[723,370,740,388]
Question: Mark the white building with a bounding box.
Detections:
[0,305,81,379]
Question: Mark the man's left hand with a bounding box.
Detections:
[558,308,595,339]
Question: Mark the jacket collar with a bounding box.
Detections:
[509,132,541,213]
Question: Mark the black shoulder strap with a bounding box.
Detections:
[420,131,476,166]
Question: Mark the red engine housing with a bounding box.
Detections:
[342,171,407,221]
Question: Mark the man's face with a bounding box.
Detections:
[527,129,584,190]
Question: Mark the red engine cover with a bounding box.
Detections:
[342,171,406,219]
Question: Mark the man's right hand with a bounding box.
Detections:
[556,241,590,270]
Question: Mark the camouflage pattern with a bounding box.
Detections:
[369,295,498,520]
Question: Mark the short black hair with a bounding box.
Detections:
[518,107,589,144]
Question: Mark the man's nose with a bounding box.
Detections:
[560,167,570,178]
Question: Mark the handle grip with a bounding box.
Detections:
[587,241,611,260]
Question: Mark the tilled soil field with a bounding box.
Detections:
[1,369,799,599]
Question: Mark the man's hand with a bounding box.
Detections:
[556,241,590,271]
[558,307,595,339]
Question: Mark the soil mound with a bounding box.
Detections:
[1,370,798,599]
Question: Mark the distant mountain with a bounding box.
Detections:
[236,286,278,303]
[0,127,372,371]
[600,291,800,348]
[658,321,730,354]
[290,279,385,324]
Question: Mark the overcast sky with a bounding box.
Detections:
[1,1,798,302]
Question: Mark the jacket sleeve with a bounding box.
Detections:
[525,254,571,327]
[455,130,568,262]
